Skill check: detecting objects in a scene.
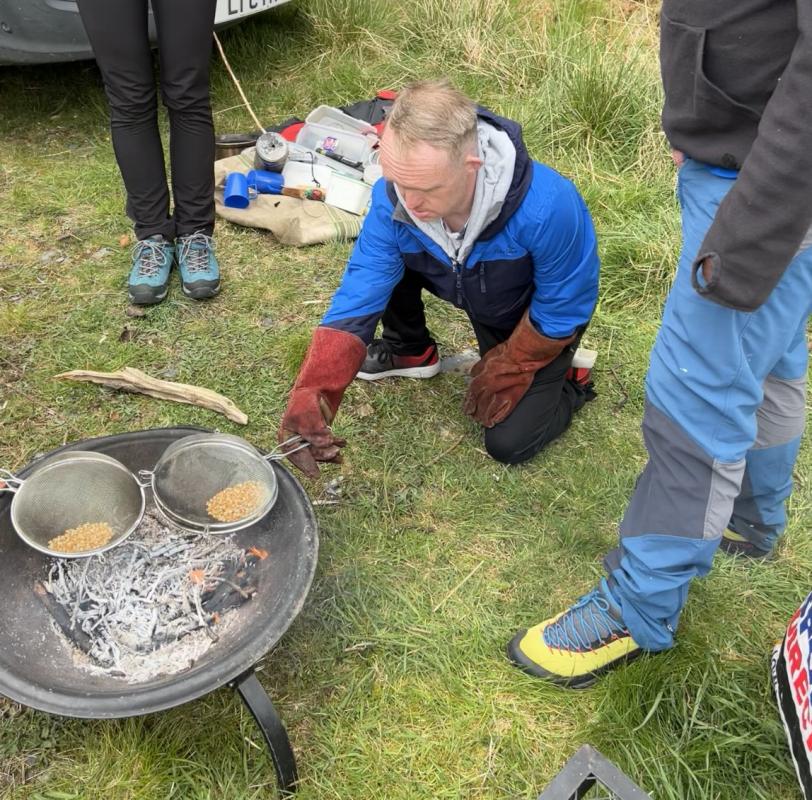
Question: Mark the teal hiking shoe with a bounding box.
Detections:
[128,235,174,305]
[177,231,221,300]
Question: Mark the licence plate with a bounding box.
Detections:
[215,0,289,24]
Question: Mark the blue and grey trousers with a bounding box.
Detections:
[605,158,811,651]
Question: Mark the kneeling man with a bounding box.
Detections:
[281,80,600,477]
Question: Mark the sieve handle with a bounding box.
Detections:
[0,469,23,493]
[136,469,154,489]
[265,435,311,462]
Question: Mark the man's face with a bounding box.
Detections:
[379,127,480,222]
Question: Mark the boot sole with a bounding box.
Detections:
[718,537,774,560]
[128,287,168,305]
[182,282,221,300]
[356,362,441,381]
[506,629,644,689]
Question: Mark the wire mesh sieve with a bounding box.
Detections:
[1,452,146,558]
[141,433,300,534]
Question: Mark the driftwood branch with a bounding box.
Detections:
[55,367,248,425]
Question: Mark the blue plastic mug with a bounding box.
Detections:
[224,172,251,209]
[247,169,284,195]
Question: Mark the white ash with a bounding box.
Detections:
[44,510,253,683]
[63,609,240,684]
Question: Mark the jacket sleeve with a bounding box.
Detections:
[525,175,600,339]
[692,3,812,311]
[321,180,405,342]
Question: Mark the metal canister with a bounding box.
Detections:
[254,131,289,172]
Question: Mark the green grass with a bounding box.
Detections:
[0,0,809,797]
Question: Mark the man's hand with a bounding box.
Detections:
[671,148,685,168]
[279,393,346,479]
[700,256,713,285]
[463,311,575,428]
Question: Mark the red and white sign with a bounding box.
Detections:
[773,592,812,799]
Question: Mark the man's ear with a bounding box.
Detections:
[464,154,483,174]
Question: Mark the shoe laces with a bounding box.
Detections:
[178,232,214,274]
[543,579,627,652]
[132,238,168,278]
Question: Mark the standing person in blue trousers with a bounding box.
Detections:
[77,0,221,305]
[509,0,812,687]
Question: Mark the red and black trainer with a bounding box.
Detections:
[565,347,597,389]
[356,340,441,381]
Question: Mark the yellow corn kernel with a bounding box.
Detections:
[206,481,264,522]
[48,522,114,554]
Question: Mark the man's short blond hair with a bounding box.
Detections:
[386,79,478,161]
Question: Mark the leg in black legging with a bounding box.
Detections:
[152,0,217,237]
[380,268,437,356]
[483,348,587,464]
[76,0,174,240]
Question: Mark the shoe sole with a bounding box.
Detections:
[182,282,221,300]
[128,287,168,305]
[718,538,773,560]
[505,629,644,689]
[356,362,441,381]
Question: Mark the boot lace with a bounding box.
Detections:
[178,232,214,274]
[543,580,627,652]
[132,239,168,278]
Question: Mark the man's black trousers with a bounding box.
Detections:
[77,0,217,241]
[379,268,589,464]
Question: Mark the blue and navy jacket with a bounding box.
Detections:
[322,110,599,341]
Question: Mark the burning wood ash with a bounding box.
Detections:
[36,510,265,683]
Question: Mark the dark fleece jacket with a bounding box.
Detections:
[660,0,812,311]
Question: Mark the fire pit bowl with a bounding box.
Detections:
[0,426,318,794]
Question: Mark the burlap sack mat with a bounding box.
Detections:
[214,148,363,246]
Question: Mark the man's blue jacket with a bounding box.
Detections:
[322,109,600,342]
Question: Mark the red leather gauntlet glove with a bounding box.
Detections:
[463,310,575,428]
[279,326,366,478]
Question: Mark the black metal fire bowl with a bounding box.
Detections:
[0,426,318,793]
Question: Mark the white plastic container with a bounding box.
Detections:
[362,149,383,185]
[282,161,335,192]
[572,348,598,369]
[305,105,377,137]
[287,141,363,179]
[325,173,372,216]
[295,122,374,165]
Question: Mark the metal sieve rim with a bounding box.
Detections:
[146,433,280,534]
[9,452,146,559]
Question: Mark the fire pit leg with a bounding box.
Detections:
[232,669,298,795]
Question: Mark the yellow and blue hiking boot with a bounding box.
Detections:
[128,235,175,305]
[507,579,643,688]
[177,231,221,300]
[718,528,773,559]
